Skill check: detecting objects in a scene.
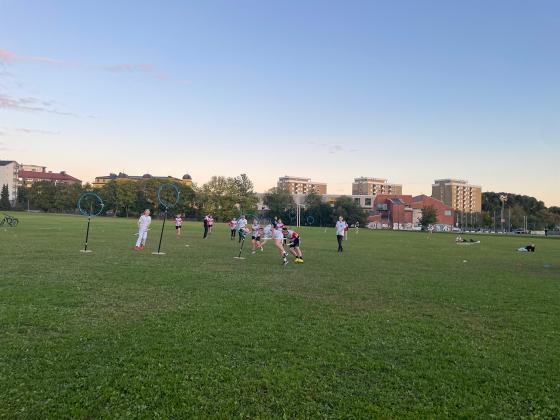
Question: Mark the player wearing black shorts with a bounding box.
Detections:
[283,227,303,263]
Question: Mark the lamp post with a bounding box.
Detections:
[499,194,508,233]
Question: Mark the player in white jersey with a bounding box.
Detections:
[335,216,346,253]
[236,215,248,243]
[272,223,289,265]
[251,219,264,254]
[135,209,152,250]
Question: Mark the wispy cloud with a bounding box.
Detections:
[102,63,168,81]
[0,93,76,116]
[0,48,65,65]
[16,128,60,135]
[1,47,177,82]
[307,141,359,154]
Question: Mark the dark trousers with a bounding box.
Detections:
[337,235,344,252]
[231,229,236,239]
[203,225,209,238]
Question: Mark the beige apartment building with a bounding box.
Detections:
[431,179,481,213]
[352,177,402,195]
[277,176,327,195]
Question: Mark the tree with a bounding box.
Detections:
[304,193,333,226]
[332,196,366,226]
[0,184,11,210]
[29,181,57,212]
[16,186,29,210]
[264,188,295,215]
[419,205,437,228]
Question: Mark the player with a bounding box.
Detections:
[203,214,210,239]
[427,224,434,239]
[229,218,238,240]
[134,209,152,250]
[236,215,248,243]
[175,213,183,238]
[344,221,349,240]
[251,219,264,254]
[355,221,360,234]
[283,227,303,263]
[272,223,289,265]
[335,216,345,253]
[208,215,214,233]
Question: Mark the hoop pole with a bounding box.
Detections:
[84,217,91,252]
[238,235,245,258]
[157,209,168,254]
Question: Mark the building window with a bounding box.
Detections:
[365,198,372,206]
[444,210,451,216]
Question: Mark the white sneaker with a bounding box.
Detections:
[283,259,289,266]
[252,251,256,254]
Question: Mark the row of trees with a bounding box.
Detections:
[263,189,367,226]
[482,192,560,230]
[7,175,369,225]
[10,174,257,221]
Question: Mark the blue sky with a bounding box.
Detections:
[1,0,558,205]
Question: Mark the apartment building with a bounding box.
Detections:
[277,176,327,195]
[0,160,20,203]
[19,168,81,187]
[352,177,402,196]
[431,179,482,213]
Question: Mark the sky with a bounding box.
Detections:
[0,0,559,205]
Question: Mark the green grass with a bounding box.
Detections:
[1,212,559,418]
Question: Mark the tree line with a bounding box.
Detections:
[481,192,560,230]
[3,175,368,226]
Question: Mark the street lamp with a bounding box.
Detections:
[499,194,508,233]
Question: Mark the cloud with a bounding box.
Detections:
[16,128,60,135]
[102,63,168,81]
[0,93,76,116]
[307,141,359,154]
[1,47,175,82]
[0,48,65,65]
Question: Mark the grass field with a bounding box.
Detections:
[1,212,559,418]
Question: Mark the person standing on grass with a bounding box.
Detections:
[272,222,289,265]
[203,214,210,239]
[336,216,346,253]
[344,220,349,240]
[175,213,183,238]
[229,217,238,240]
[208,215,214,234]
[355,221,360,234]
[134,209,152,251]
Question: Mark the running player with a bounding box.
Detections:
[272,222,289,265]
[251,219,264,254]
[236,215,248,243]
[175,213,183,238]
[283,227,303,263]
[134,209,152,250]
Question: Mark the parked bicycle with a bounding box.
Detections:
[0,213,19,227]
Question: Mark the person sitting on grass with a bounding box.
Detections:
[455,236,480,244]
[517,244,536,252]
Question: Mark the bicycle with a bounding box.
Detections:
[0,213,19,227]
